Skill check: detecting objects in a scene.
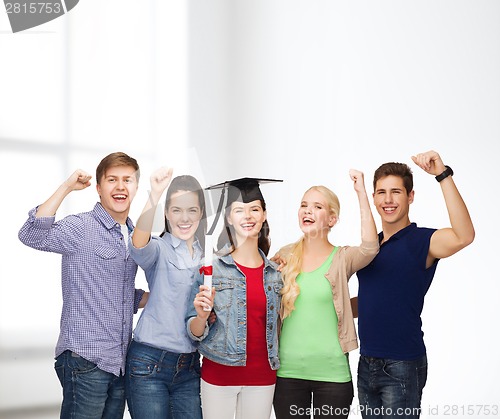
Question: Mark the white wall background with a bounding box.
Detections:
[0,1,498,418]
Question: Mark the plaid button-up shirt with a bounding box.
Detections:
[19,202,143,376]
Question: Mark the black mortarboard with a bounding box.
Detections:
[206,177,282,235]
[200,177,283,285]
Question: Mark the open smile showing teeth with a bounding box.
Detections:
[241,223,255,229]
[302,217,314,224]
[113,194,127,201]
[383,207,396,214]
[178,224,192,231]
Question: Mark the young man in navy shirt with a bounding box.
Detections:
[356,150,475,419]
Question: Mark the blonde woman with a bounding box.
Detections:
[272,170,379,419]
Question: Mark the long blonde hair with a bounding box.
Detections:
[280,186,340,320]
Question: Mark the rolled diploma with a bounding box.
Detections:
[203,234,213,311]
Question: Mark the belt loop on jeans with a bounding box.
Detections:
[189,352,197,368]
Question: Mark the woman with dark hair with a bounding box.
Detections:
[215,181,271,257]
[186,178,283,419]
[125,167,206,419]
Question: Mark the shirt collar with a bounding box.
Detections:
[169,232,182,248]
[380,222,417,244]
[218,246,277,270]
[93,202,134,231]
[162,231,202,253]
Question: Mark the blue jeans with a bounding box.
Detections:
[125,340,202,419]
[357,355,427,419]
[54,350,126,419]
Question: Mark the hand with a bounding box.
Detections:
[411,150,446,176]
[138,291,149,309]
[64,170,92,192]
[349,169,366,193]
[194,284,215,319]
[270,252,286,272]
[208,310,217,325]
[150,167,173,195]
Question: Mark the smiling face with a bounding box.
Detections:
[166,190,202,245]
[96,165,138,224]
[298,188,337,238]
[373,175,414,229]
[227,199,267,245]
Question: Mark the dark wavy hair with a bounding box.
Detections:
[217,195,271,257]
[160,175,207,250]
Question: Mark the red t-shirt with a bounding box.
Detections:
[201,262,276,386]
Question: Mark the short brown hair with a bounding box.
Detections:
[95,152,140,185]
[373,162,413,194]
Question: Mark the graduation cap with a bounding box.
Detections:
[199,177,282,310]
[205,177,283,235]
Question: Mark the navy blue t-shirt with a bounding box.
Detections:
[357,223,438,360]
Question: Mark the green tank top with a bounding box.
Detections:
[277,247,351,382]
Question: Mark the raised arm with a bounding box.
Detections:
[411,150,475,264]
[349,169,378,244]
[35,170,92,217]
[132,167,173,249]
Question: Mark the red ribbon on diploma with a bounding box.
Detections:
[199,266,213,275]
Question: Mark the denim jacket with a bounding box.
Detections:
[186,249,282,370]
